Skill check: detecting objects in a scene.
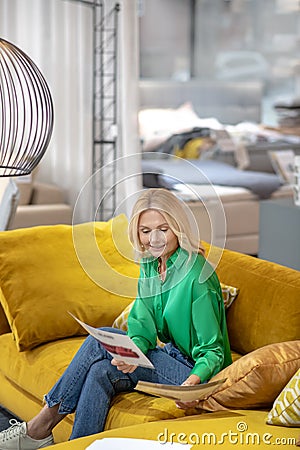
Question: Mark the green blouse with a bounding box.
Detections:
[127,247,232,382]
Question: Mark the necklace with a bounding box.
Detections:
[158,258,166,282]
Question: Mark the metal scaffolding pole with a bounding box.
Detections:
[65,0,120,221]
[93,1,120,220]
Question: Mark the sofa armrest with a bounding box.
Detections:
[31,182,66,205]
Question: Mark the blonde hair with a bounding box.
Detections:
[128,188,205,259]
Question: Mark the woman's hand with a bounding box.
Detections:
[175,374,201,410]
[111,358,137,374]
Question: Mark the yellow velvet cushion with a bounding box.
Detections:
[267,368,300,427]
[112,282,239,331]
[0,215,139,351]
[197,340,300,411]
[0,332,85,409]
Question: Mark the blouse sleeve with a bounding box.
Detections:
[127,269,158,354]
[189,287,226,382]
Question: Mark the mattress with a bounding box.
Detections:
[173,182,293,203]
[142,159,283,199]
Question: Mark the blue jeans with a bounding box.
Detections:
[44,328,194,440]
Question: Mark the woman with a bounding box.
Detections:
[0,188,231,449]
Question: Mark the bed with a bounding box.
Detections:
[138,79,296,255]
[141,157,293,255]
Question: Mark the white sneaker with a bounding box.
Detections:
[0,419,54,449]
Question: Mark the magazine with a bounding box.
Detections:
[134,378,226,402]
[69,313,154,369]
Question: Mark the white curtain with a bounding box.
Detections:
[0,0,141,222]
[117,0,143,217]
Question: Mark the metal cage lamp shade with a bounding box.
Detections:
[0,38,54,177]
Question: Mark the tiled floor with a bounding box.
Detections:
[0,406,20,432]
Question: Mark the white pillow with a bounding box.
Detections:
[139,102,202,152]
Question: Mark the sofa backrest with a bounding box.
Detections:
[215,247,300,355]
[139,79,263,125]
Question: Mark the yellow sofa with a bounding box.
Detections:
[0,215,299,448]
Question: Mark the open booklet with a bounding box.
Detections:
[69,313,154,369]
[86,438,190,450]
[134,378,226,402]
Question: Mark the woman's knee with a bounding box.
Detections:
[82,334,102,353]
[88,359,132,390]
